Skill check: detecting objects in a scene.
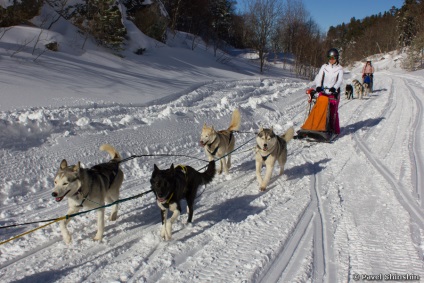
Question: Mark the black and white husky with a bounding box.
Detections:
[255,126,294,191]
[52,144,124,244]
[352,79,364,99]
[150,161,215,240]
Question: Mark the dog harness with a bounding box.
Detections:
[76,162,120,207]
[256,145,271,161]
[206,132,233,156]
[176,165,189,189]
[160,193,174,208]
[91,162,120,188]
[157,165,188,207]
[176,164,188,176]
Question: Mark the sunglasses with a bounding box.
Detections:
[328,56,336,60]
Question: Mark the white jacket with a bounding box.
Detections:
[314,63,344,94]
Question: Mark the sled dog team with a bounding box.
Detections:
[52,109,295,243]
[345,79,371,100]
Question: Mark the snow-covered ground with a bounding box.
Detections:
[1,10,424,283]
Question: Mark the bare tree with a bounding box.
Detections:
[244,0,283,73]
[275,0,324,77]
[11,37,35,58]
[0,27,12,40]
[32,16,50,55]
[278,0,307,54]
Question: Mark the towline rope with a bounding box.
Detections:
[0,133,259,244]
[0,189,153,245]
[119,154,208,164]
[198,136,256,171]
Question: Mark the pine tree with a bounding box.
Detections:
[89,0,126,50]
[209,0,233,56]
[397,0,417,48]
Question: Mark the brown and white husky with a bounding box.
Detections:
[200,109,241,174]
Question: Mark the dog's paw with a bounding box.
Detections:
[63,234,72,244]
[160,225,166,238]
[161,221,173,241]
[165,221,172,240]
[109,212,118,221]
[259,186,267,192]
[93,233,103,242]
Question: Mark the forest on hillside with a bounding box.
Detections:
[1,0,423,75]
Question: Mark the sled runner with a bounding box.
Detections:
[295,88,339,142]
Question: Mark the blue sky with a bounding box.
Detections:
[304,0,404,31]
[236,0,405,32]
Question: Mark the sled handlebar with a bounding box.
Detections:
[306,87,338,103]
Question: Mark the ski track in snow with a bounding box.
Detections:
[1,73,424,282]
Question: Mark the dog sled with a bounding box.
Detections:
[294,88,340,142]
[363,73,373,92]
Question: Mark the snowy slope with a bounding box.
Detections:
[0,15,424,283]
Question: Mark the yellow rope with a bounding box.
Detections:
[0,216,66,246]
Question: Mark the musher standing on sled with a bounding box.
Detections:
[362,60,374,92]
[314,48,344,138]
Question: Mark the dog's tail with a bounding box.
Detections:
[281,127,295,143]
[201,160,216,184]
[100,144,122,162]
[227,109,241,132]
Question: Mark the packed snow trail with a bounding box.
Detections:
[1,73,423,282]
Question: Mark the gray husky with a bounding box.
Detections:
[255,126,294,191]
[352,79,364,99]
[52,144,124,244]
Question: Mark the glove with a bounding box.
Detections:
[329,87,336,93]
[316,86,323,93]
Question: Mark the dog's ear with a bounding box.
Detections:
[270,126,274,132]
[259,126,263,132]
[60,159,68,169]
[153,164,159,176]
[73,162,81,172]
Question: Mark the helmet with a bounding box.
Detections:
[327,48,339,60]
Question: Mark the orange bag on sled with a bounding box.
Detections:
[296,89,335,142]
[301,95,330,132]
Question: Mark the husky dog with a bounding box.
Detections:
[352,79,364,99]
[52,144,124,244]
[345,84,353,100]
[150,161,215,240]
[255,126,294,191]
[200,109,241,174]
[363,82,370,97]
